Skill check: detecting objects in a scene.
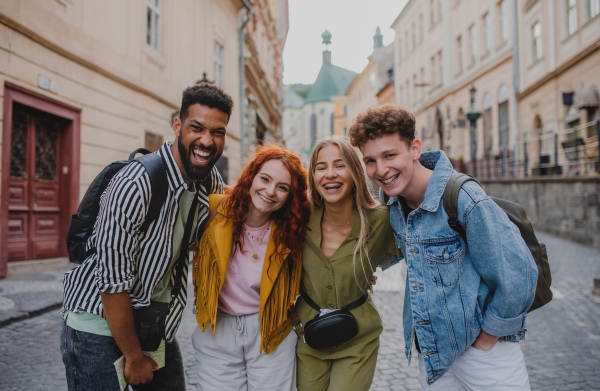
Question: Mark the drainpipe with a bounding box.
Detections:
[510,0,520,177]
[239,1,253,164]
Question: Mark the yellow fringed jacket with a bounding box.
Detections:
[192,194,301,354]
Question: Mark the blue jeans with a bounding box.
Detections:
[60,321,186,391]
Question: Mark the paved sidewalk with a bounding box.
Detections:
[1,231,599,390]
[0,264,73,328]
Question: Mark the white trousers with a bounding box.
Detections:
[418,341,531,391]
[192,311,297,391]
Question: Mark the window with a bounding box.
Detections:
[398,38,403,61]
[468,25,477,64]
[430,56,436,87]
[567,0,578,35]
[343,104,348,116]
[437,51,443,85]
[419,14,424,43]
[146,0,162,52]
[482,13,492,54]
[589,0,600,18]
[430,0,442,25]
[413,74,417,104]
[420,67,425,101]
[456,36,463,74]
[498,0,509,43]
[214,43,224,87]
[482,94,493,155]
[412,23,416,50]
[310,114,317,147]
[330,113,334,135]
[532,22,542,61]
[498,85,510,149]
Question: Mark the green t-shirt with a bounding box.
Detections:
[65,184,198,336]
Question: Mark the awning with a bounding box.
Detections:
[573,87,599,109]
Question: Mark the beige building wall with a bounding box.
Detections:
[392,0,518,176]
[0,0,288,270]
[517,0,600,177]
[331,95,349,137]
[0,0,245,190]
[346,61,378,123]
[377,83,394,106]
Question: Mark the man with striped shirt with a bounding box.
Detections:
[61,83,233,390]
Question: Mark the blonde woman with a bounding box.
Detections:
[296,136,400,391]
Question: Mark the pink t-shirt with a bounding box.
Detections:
[218,222,271,315]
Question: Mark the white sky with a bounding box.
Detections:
[282,0,408,85]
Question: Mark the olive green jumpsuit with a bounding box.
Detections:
[296,206,399,391]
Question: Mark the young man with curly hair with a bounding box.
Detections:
[348,104,537,390]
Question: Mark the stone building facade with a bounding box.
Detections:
[0,0,287,276]
[391,0,599,179]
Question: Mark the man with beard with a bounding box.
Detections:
[61,83,233,391]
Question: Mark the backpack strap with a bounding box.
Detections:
[442,173,480,243]
[134,152,168,231]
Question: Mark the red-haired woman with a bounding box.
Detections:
[191,145,310,391]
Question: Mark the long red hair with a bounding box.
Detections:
[224,145,309,264]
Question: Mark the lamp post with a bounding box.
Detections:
[466,85,481,178]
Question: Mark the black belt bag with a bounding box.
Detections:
[133,300,169,351]
[302,293,368,350]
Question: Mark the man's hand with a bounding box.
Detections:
[100,292,155,384]
[472,330,499,351]
[124,354,158,385]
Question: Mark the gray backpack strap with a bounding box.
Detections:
[443,173,480,241]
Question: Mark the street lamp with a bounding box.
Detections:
[466,85,481,178]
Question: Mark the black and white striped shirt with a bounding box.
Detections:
[62,142,224,341]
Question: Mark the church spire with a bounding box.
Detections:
[321,30,332,65]
[373,26,383,50]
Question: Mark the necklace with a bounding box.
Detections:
[243,222,271,260]
[322,215,353,226]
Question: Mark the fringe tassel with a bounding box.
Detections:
[192,232,222,335]
[260,254,303,353]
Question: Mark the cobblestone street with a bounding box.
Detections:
[0,231,599,390]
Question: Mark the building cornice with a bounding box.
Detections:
[0,8,178,109]
[517,40,600,101]
[391,0,415,29]
[244,33,281,126]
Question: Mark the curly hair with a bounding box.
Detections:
[179,82,234,123]
[224,144,310,265]
[348,104,415,148]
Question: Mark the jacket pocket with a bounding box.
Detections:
[424,240,463,286]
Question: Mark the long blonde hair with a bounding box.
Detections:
[308,136,381,286]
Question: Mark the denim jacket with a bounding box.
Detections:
[387,151,537,385]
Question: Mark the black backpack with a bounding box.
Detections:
[66,148,168,264]
[443,173,552,312]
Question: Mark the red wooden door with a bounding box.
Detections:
[7,107,62,261]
